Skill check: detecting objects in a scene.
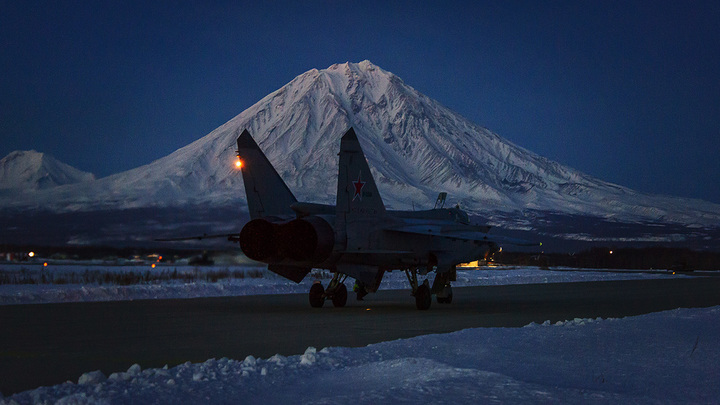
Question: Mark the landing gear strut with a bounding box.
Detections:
[433,271,453,304]
[405,269,431,310]
[436,284,453,304]
[308,272,348,308]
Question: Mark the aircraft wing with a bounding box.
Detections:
[154,233,240,242]
[338,250,414,254]
[386,225,540,246]
[487,235,542,247]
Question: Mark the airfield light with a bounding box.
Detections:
[151,263,156,268]
[28,251,35,257]
[609,250,613,255]
[43,262,48,267]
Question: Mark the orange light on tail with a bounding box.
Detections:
[235,159,243,169]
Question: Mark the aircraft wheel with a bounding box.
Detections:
[437,285,453,304]
[309,282,325,308]
[332,283,348,307]
[415,283,431,310]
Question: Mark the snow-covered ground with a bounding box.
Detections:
[2,305,717,404]
[0,264,688,305]
[2,265,715,403]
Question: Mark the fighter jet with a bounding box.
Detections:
[233,127,536,310]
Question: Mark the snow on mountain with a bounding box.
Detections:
[2,61,720,227]
[0,150,95,192]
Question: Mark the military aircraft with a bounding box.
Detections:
[231,127,537,310]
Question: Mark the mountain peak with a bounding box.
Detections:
[5,149,44,162]
[2,61,720,230]
[326,60,388,75]
[0,150,95,191]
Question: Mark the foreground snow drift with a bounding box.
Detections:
[2,306,717,404]
[0,264,686,305]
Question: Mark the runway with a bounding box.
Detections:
[2,276,719,396]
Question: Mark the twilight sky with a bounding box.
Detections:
[1,1,719,203]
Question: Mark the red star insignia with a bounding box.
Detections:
[352,172,366,201]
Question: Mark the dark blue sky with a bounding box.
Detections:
[2,1,719,203]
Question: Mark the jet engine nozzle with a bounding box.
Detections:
[238,218,278,262]
[238,216,335,264]
[277,216,334,262]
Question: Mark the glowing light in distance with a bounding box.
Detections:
[43,262,48,267]
[151,263,156,268]
[28,251,35,257]
[235,159,243,169]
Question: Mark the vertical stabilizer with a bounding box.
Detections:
[336,128,386,215]
[336,128,386,252]
[236,130,297,219]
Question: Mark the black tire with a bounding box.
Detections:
[437,285,453,304]
[332,283,348,307]
[415,283,431,310]
[309,283,325,308]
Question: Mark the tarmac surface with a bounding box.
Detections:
[2,276,720,396]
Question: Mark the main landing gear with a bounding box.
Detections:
[405,269,454,310]
[405,269,431,310]
[436,283,453,304]
[309,272,348,308]
[433,270,454,305]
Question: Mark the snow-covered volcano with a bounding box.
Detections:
[0,150,94,192]
[2,61,720,228]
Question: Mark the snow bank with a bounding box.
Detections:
[0,265,685,305]
[3,306,718,404]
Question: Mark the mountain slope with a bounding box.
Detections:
[2,61,720,228]
[0,150,95,191]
